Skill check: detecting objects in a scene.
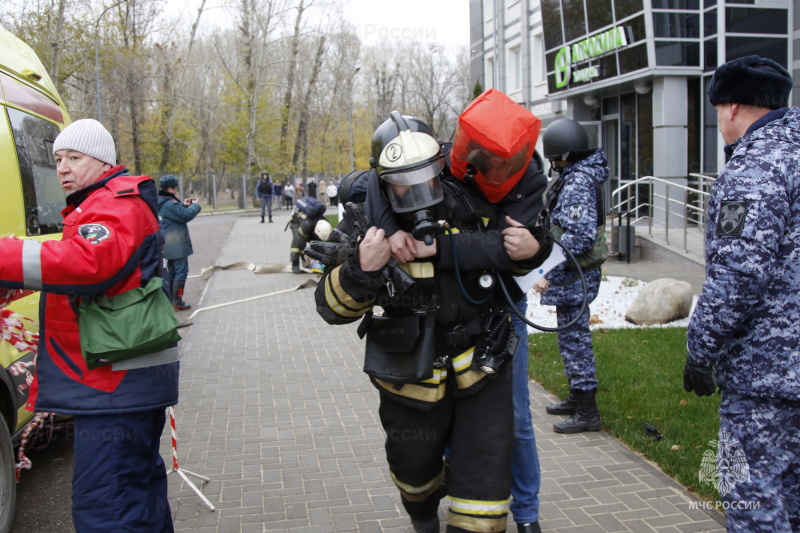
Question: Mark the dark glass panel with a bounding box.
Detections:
[624,14,647,43]
[704,39,718,70]
[614,0,644,21]
[621,93,636,182]
[637,92,654,178]
[726,0,755,4]
[563,0,587,42]
[655,41,700,66]
[725,8,788,35]
[725,37,787,67]
[618,43,649,74]
[652,0,699,8]
[587,0,614,32]
[704,10,716,36]
[542,0,564,50]
[687,77,701,175]
[704,0,716,6]
[598,54,619,79]
[702,76,717,173]
[654,13,700,38]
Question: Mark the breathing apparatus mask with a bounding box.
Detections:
[372,112,445,245]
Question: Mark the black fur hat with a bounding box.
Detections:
[708,55,793,110]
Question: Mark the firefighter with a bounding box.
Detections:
[314,113,551,533]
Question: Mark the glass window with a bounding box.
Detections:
[7,108,65,236]
[726,37,788,67]
[637,92,653,178]
[726,8,788,35]
[618,43,649,74]
[598,54,619,79]
[614,0,644,21]
[621,93,636,182]
[687,77,701,175]
[587,0,613,33]
[655,41,700,66]
[704,0,716,6]
[541,0,564,50]
[726,0,755,4]
[704,39,718,70]
[625,14,647,44]
[532,34,546,84]
[652,0,699,8]
[704,10,716,37]
[510,47,522,90]
[702,76,717,173]
[562,0,587,42]
[654,13,700,38]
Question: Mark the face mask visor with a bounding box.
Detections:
[381,157,445,213]
[462,139,529,184]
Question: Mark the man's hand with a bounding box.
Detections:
[534,277,549,294]
[388,231,417,264]
[359,227,392,272]
[683,356,716,396]
[412,237,436,259]
[502,216,540,261]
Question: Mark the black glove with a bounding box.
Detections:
[305,240,355,268]
[683,355,716,396]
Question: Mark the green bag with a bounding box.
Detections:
[550,224,609,272]
[78,276,181,370]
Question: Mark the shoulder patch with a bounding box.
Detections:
[566,204,584,222]
[78,223,111,244]
[715,201,749,236]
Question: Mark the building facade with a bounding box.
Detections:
[470,0,797,212]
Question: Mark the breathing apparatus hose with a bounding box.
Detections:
[446,226,589,332]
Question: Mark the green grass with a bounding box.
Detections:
[528,327,721,502]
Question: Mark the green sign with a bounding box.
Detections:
[554,26,629,89]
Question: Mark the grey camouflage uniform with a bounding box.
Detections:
[687,106,800,532]
[541,148,609,392]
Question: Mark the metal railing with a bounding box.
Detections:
[610,173,716,255]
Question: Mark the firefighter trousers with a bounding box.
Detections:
[378,363,514,532]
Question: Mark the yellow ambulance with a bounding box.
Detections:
[0,25,70,530]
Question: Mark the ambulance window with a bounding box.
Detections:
[7,107,64,236]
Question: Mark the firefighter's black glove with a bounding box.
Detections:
[305,240,355,268]
[683,355,715,396]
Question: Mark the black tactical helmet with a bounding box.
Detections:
[542,119,592,162]
[370,112,437,175]
[338,169,370,205]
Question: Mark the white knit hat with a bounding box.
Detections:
[53,119,117,165]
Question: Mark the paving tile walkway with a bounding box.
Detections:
[166,212,725,532]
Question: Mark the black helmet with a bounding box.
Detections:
[370,112,445,214]
[338,169,370,205]
[370,112,437,174]
[542,119,592,162]
[261,171,270,178]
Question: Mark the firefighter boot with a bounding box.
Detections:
[269,215,273,223]
[553,389,601,434]
[518,522,543,533]
[172,280,191,310]
[546,389,579,415]
[291,256,302,274]
[260,215,265,223]
[410,516,439,533]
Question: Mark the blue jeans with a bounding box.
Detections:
[510,298,541,524]
[167,257,189,283]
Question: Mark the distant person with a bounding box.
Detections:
[684,55,800,533]
[307,179,317,200]
[255,171,274,223]
[283,180,294,209]
[0,118,179,532]
[158,174,202,310]
[287,186,328,273]
[319,178,328,205]
[273,180,284,210]
[535,118,609,434]
[326,181,338,207]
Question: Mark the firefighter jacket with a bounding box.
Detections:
[0,166,180,415]
[315,179,551,409]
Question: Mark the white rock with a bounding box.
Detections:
[624,278,693,325]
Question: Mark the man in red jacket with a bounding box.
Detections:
[0,119,179,532]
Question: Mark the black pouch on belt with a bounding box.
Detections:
[362,312,436,384]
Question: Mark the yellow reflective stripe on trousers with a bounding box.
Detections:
[21,239,43,290]
[390,469,444,502]
[449,495,510,516]
[450,348,474,373]
[398,262,434,279]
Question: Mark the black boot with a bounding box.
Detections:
[172,280,191,310]
[553,389,601,434]
[291,257,302,274]
[546,389,579,415]
[260,215,265,223]
[517,522,542,533]
[268,215,273,223]
[410,516,439,533]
